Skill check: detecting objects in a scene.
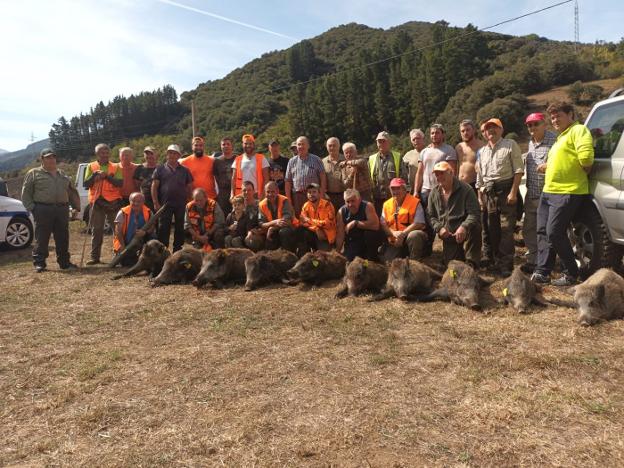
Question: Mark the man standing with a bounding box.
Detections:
[300,182,336,252]
[185,187,225,252]
[403,129,426,193]
[21,148,80,272]
[368,131,406,215]
[415,124,458,207]
[521,112,557,274]
[180,136,217,201]
[267,139,290,195]
[251,181,297,252]
[231,134,270,199]
[133,146,158,212]
[119,147,139,205]
[335,189,382,262]
[113,192,153,266]
[532,102,594,286]
[340,142,373,202]
[322,136,346,211]
[214,137,237,215]
[151,144,193,252]
[476,118,524,274]
[379,178,428,262]
[285,136,327,217]
[84,143,123,265]
[455,119,484,188]
[428,162,481,267]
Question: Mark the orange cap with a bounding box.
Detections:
[242,134,255,143]
[432,161,452,173]
[484,118,503,129]
[192,136,204,144]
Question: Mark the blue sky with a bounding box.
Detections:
[1,0,621,152]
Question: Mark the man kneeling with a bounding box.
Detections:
[248,181,298,252]
[185,187,225,252]
[113,192,154,266]
[299,183,336,251]
[427,161,481,267]
[379,178,428,262]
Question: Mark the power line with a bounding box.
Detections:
[265,0,573,95]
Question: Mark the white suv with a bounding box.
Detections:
[569,88,624,274]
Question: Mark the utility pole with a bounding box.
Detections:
[574,0,579,54]
[191,100,197,138]
[29,132,35,143]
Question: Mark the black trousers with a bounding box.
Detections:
[32,203,70,267]
[535,193,585,278]
[344,228,384,262]
[157,204,186,252]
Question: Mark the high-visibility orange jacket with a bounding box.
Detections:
[259,194,299,227]
[180,154,217,200]
[88,161,122,203]
[113,204,151,252]
[382,193,420,231]
[301,198,336,244]
[186,199,218,252]
[233,154,265,195]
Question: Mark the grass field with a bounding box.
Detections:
[2,226,624,467]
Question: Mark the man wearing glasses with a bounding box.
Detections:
[521,113,556,274]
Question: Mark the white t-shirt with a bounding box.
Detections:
[418,143,457,192]
[231,154,270,190]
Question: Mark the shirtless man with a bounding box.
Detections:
[455,119,484,189]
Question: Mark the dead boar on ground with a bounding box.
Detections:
[112,239,170,280]
[369,258,442,301]
[286,250,347,286]
[244,249,298,291]
[150,247,203,287]
[192,248,254,288]
[335,257,388,298]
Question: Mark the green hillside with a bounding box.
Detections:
[48,21,624,160]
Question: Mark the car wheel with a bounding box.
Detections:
[6,217,33,249]
[568,204,623,277]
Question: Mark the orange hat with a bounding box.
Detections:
[192,136,204,144]
[432,161,452,173]
[484,118,503,129]
[242,134,255,143]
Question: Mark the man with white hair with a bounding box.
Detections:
[285,136,327,216]
[403,129,426,193]
[119,146,139,205]
[322,136,346,211]
[113,191,154,266]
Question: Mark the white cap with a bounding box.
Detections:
[166,144,182,155]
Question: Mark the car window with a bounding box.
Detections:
[586,100,624,159]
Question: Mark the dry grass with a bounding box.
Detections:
[2,226,624,467]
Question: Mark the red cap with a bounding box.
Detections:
[525,112,545,124]
[389,178,406,188]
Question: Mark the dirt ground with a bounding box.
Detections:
[2,225,624,467]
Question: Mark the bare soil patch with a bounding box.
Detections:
[2,226,624,466]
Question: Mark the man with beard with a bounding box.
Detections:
[231,134,270,199]
[300,182,336,251]
[180,136,217,200]
[455,119,484,188]
[214,137,237,215]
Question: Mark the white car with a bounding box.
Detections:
[0,195,34,249]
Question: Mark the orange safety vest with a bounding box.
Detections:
[301,198,336,244]
[382,193,420,232]
[180,154,217,200]
[113,204,151,252]
[259,194,299,227]
[186,199,218,252]
[233,154,265,195]
[88,161,122,203]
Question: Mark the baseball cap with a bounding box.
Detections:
[242,134,255,143]
[40,148,56,158]
[525,112,545,124]
[306,182,320,190]
[166,144,182,155]
[192,136,204,143]
[432,161,452,173]
[484,118,503,129]
[376,131,390,141]
[143,146,155,153]
[290,141,297,149]
[389,178,406,188]
[268,139,280,146]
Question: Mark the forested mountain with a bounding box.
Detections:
[49,21,624,160]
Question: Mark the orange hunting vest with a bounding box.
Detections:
[233,154,265,195]
[88,161,122,203]
[186,199,218,252]
[300,198,336,243]
[382,193,420,231]
[113,204,151,252]
[180,154,217,200]
[259,194,299,227]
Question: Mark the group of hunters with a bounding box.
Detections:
[21,99,595,287]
